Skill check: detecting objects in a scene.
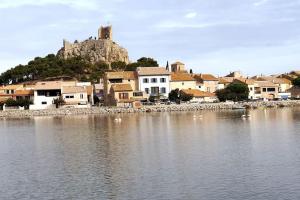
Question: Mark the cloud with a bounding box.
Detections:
[253,0,269,7]
[185,12,197,19]
[0,0,99,10]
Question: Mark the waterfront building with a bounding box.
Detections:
[181,89,217,103]
[137,67,171,100]
[0,84,34,103]
[193,74,219,93]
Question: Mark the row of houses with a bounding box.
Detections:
[102,62,296,107]
[1,62,299,109]
[0,79,93,110]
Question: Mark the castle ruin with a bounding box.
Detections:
[57,25,129,64]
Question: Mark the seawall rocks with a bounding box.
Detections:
[1,101,300,118]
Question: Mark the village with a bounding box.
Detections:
[0,61,299,111]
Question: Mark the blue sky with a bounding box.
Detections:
[0,0,299,76]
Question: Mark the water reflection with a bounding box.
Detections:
[0,108,300,199]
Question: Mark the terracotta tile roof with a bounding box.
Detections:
[257,76,291,84]
[15,90,34,95]
[193,74,219,81]
[35,81,62,90]
[106,71,136,80]
[255,81,278,87]
[62,86,86,94]
[111,84,133,92]
[171,73,195,81]
[137,67,171,76]
[234,78,256,85]
[1,84,23,90]
[218,77,232,84]
[182,89,216,97]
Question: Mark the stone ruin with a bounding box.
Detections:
[57,25,129,64]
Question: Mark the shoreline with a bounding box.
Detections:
[1,100,300,118]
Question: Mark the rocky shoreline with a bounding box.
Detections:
[1,100,300,118]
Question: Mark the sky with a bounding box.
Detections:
[0,0,300,76]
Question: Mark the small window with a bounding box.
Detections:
[143,78,149,83]
[263,88,267,92]
[182,82,185,85]
[42,102,47,105]
[80,94,84,99]
[160,78,166,83]
[160,87,166,94]
[145,88,149,94]
[151,78,157,83]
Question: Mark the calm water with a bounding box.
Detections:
[1,108,300,200]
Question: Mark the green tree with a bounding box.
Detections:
[216,83,249,102]
[111,61,127,71]
[292,77,300,86]
[179,91,193,102]
[169,89,180,102]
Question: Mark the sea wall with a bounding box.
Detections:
[1,100,300,118]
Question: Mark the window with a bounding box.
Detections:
[143,78,149,83]
[182,82,185,85]
[207,88,210,92]
[145,88,149,94]
[151,78,157,83]
[267,88,276,92]
[65,95,74,99]
[160,78,166,83]
[133,92,143,97]
[11,90,14,94]
[160,87,166,94]
[37,91,45,96]
[151,87,159,94]
[6,90,9,94]
[80,94,84,99]
[119,93,129,99]
[263,88,267,92]
[42,102,47,105]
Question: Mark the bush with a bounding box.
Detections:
[292,77,300,86]
[216,83,249,102]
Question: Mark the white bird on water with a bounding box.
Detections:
[193,114,203,120]
[114,118,122,122]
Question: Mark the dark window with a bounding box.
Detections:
[143,78,149,83]
[160,87,166,94]
[133,92,143,97]
[151,87,159,94]
[109,79,122,83]
[119,93,129,99]
[145,88,149,94]
[267,88,276,92]
[160,78,166,83]
[263,88,267,92]
[42,102,47,105]
[151,78,157,83]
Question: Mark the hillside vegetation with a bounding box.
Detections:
[0,55,158,84]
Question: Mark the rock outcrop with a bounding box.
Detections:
[57,26,129,65]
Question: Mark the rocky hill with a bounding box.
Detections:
[57,26,129,65]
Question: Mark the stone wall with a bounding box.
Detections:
[1,101,300,118]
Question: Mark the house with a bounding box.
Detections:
[181,89,217,103]
[254,81,279,100]
[193,74,219,93]
[170,72,196,91]
[287,86,300,99]
[217,78,232,90]
[256,76,292,99]
[0,84,34,103]
[30,81,93,110]
[109,84,134,107]
[61,86,91,107]
[137,67,171,100]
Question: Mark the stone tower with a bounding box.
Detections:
[98,26,113,40]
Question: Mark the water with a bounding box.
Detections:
[1,108,300,200]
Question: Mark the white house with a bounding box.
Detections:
[30,81,64,110]
[137,67,171,99]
